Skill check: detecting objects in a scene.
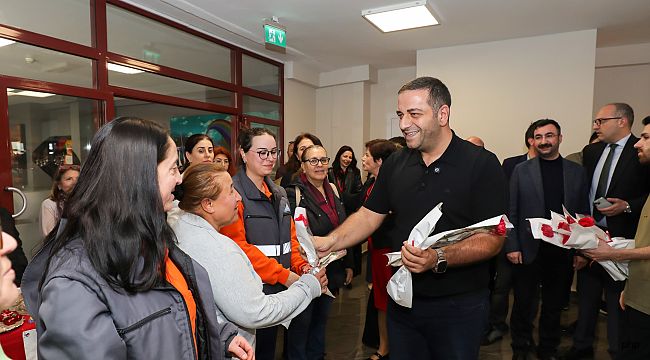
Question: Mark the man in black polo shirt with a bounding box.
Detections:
[315,77,508,359]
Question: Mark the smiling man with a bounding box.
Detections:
[505,119,590,360]
[315,77,508,359]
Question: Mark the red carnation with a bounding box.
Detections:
[578,217,595,227]
[494,218,507,236]
[295,214,309,227]
[541,224,555,238]
[566,216,576,224]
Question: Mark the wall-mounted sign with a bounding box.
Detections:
[264,23,286,53]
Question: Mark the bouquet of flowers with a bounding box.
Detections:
[385,203,512,308]
[294,207,347,297]
[527,206,634,280]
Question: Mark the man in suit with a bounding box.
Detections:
[502,121,539,181]
[506,119,590,360]
[565,103,650,359]
[482,121,540,346]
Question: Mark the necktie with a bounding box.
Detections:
[593,143,618,221]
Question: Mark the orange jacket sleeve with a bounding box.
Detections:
[219,202,290,285]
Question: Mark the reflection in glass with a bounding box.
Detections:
[243,96,281,121]
[0,40,94,87]
[242,54,280,95]
[109,65,234,107]
[0,0,91,45]
[113,98,234,165]
[107,4,231,82]
[7,89,99,255]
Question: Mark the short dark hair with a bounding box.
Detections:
[388,136,407,148]
[589,132,599,143]
[42,117,174,293]
[609,103,634,127]
[524,122,537,148]
[331,145,357,173]
[368,140,398,162]
[532,118,561,135]
[642,116,650,126]
[398,77,451,112]
[237,127,277,167]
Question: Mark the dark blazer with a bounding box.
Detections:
[286,179,353,291]
[502,154,529,181]
[582,135,650,238]
[505,157,590,264]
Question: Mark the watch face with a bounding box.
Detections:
[437,261,447,273]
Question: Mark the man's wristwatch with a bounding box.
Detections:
[624,202,632,214]
[432,248,447,273]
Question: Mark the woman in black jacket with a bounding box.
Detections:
[286,144,353,360]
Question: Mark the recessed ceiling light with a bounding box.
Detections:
[107,63,144,74]
[0,38,16,47]
[362,0,439,33]
[7,88,56,98]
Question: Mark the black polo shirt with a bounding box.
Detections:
[365,134,508,298]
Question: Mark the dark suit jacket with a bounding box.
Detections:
[502,154,528,181]
[582,135,650,238]
[505,157,590,264]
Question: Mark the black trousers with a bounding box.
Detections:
[387,289,488,360]
[510,243,573,356]
[573,262,625,356]
[256,325,279,360]
[618,306,650,360]
[487,249,514,332]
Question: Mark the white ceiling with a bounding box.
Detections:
[127,0,650,73]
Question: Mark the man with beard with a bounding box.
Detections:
[505,119,590,360]
[314,77,508,359]
[564,103,650,360]
[582,115,650,360]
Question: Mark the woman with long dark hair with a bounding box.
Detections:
[328,145,362,214]
[22,117,253,359]
[40,164,80,237]
[184,133,215,168]
[220,128,321,360]
[279,133,323,188]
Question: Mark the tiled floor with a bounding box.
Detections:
[277,259,613,359]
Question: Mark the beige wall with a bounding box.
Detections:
[283,79,316,153]
[417,30,597,161]
[369,66,416,141]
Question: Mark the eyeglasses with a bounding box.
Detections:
[303,157,330,166]
[253,148,281,160]
[533,133,559,141]
[593,117,621,126]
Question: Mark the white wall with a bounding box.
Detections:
[417,30,597,160]
[283,79,317,148]
[593,42,650,137]
[369,66,416,141]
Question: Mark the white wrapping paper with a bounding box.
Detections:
[386,203,513,308]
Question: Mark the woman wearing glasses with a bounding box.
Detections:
[40,164,80,237]
[220,128,320,360]
[285,145,352,360]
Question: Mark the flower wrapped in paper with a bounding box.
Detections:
[293,207,346,297]
[527,206,634,280]
[385,203,512,308]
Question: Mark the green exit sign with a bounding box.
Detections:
[264,24,286,53]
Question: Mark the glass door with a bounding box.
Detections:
[0,88,100,257]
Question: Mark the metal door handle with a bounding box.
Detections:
[4,187,27,218]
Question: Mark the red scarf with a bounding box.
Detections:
[300,173,340,227]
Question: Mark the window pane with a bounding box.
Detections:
[7,89,99,254]
[242,54,280,95]
[107,5,231,82]
[243,96,281,121]
[109,64,234,107]
[0,40,93,87]
[0,0,91,46]
[114,98,234,166]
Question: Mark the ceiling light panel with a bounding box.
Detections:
[362,1,439,33]
[107,63,144,74]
